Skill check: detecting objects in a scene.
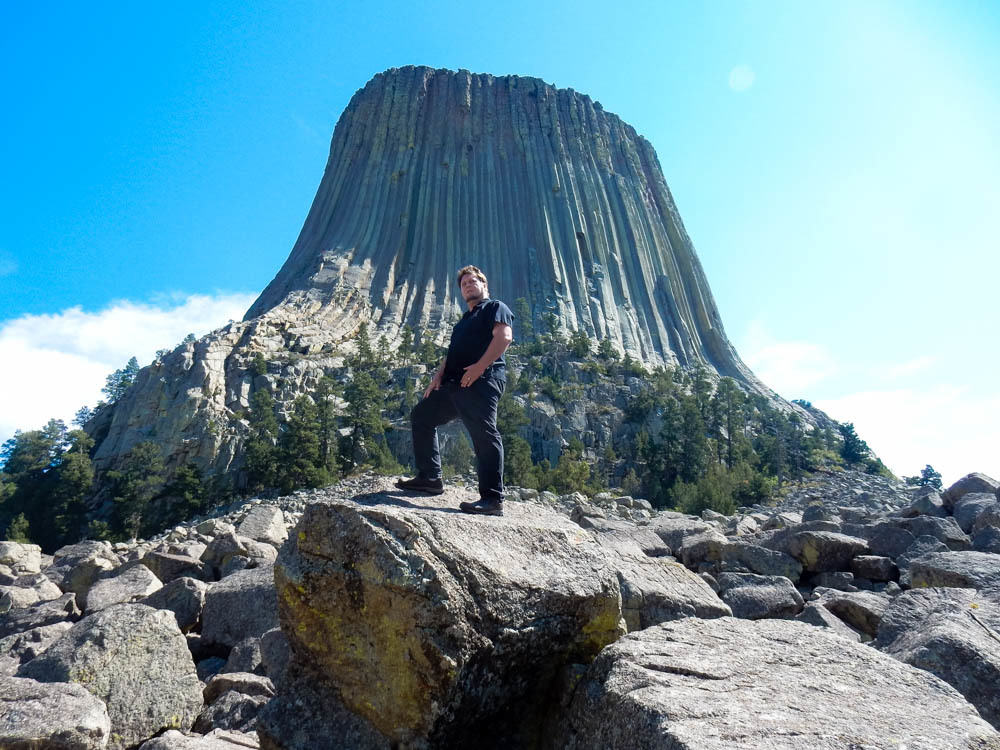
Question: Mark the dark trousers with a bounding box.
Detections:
[410,372,505,502]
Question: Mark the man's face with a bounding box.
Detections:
[460,273,487,303]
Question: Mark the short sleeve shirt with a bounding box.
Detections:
[443,299,514,381]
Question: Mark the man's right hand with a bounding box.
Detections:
[423,372,443,399]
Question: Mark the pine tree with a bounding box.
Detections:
[102,357,140,402]
[568,328,592,358]
[108,442,164,539]
[245,389,280,491]
[597,337,619,361]
[838,422,870,465]
[341,371,386,468]
[314,377,340,479]
[277,396,331,493]
[152,464,207,532]
[399,325,415,365]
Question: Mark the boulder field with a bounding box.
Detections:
[2,469,999,748]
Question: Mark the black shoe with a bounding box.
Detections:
[395,476,445,495]
[459,498,504,516]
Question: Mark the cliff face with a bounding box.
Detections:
[88,66,780,480]
[247,66,756,380]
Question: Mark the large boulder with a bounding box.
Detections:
[0,674,111,750]
[141,551,211,583]
[236,505,288,547]
[895,515,971,551]
[557,617,1000,749]
[84,564,163,613]
[876,587,1000,730]
[720,541,802,581]
[717,573,804,620]
[0,620,73,671]
[139,729,260,749]
[18,604,203,750]
[576,515,670,558]
[141,576,208,632]
[786,531,868,573]
[813,588,890,638]
[0,542,42,575]
[943,472,1000,510]
[200,534,277,580]
[793,602,862,642]
[46,542,119,607]
[201,567,279,648]
[954,493,1000,534]
[0,592,80,639]
[272,482,625,748]
[908,551,1000,591]
[867,523,916,559]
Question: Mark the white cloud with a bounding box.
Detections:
[881,355,936,380]
[728,64,756,92]
[0,292,256,444]
[740,320,837,396]
[815,386,1000,487]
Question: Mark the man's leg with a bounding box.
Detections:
[410,385,459,481]
[453,375,505,502]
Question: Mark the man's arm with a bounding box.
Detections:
[460,323,513,387]
[424,357,447,399]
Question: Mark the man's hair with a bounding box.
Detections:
[456,265,488,287]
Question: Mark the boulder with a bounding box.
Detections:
[139,729,260,749]
[259,628,291,686]
[193,691,269,734]
[236,505,288,547]
[0,541,42,575]
[895,515,971,550]
[141,551,211,583]
[0,584,40,612]
[612,554,730,631]
[876,587,1000,729]
[0,674,111,750]
[721,541,802,581]
[717,573,804,620]
[793,602,862,641]
[902,490,947,518]
[867,523,916,559]
[974,526,1000,554]
[85,564,162,613]
[786,531,868,573]
[908,551,1000,590]
[557,617,1000,749]
[806,571,857,592]
[0,621,73,670]
[851,555,897,582]
[647,515,717,552]
[0,592,80,639]
[203,672,275,704]
[201,567,279,648]
[673,530,729,568]
[943,472,1000,510]
[18,604,202,750]
[222,637,264,675]
[814,589,890,638]
[141,576,208,632]
[897,535,950,586]
[954,493,1000,534]
[273,482,624,748]
[201,534,277,579]
[974,503,1000,535]
[46,541,119,607]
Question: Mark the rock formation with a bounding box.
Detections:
[2,470,1000,747]
[85,65,783,482]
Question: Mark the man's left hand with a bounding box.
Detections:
[460,362,487,387]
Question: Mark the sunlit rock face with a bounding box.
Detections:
[89,66,776,481]
[247,65,759,381]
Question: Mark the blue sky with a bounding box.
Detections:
[1,1,998,484]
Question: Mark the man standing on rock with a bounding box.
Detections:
[396,265,514,516]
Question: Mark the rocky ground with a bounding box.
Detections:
[2,469,1000,748]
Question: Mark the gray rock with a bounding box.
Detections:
[876,587,1000,729]
[18,604,202,750]
[902,490,947,517]
[139,729,260,749]
[0,584,40,612]
[0,592,80,639]
[717,573,804,620]
[576,515,670,557]
[909,551,1000,590]
[851,555,897,582]
[800,503,830,522]
[201,567,279,648]
[895,515,971,550]
[943,472,1000,510]
[141,576,208,632]
[612,554,730,631]
[274,480,625,748]
[0,674,111,750]
[46,541,119,607]
[222,637,264,675]
[974,503,1000,535]
[953,493,1000,534]
[806,571,857,591]
[259,628,291,686]
[203,672,275,704]
[236,505,288,547]
[197,657,227,683]
[786,531,868,572]
[867,523,916,559]
[141,551,211,583]
[673,530,729,568]
[814,589,890,638]
[201,534,277,579]
[647,515,717,552]
[721,541,802,581]
[0,542,42,575]
[897,534,950,586]
[558,617,1000,749]
[193,691,269,734]
[793,601,863,641]
[0,621,72,669]
[85,564,162,613]
[974,526,1000,554]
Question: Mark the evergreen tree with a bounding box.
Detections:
[102,357,140,403]
[245,389,280,491]
[250,352,268,376]
[838,422,870,464]
[917,464,943,489]
[108,442,164,539]
[513,298,533,348]
[399,325,415,365]
[277,396,331,493]
[46,430,94,547]
[72,405,94,427]
[341,371,386,468]
[314,377,340,479]
[597,337,619,361]
[568,328,592,358]
[5,513,30,543]
[152,464,207,532]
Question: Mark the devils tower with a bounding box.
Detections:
[87,66,779,478]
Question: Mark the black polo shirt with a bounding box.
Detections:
[443,298,514,382]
